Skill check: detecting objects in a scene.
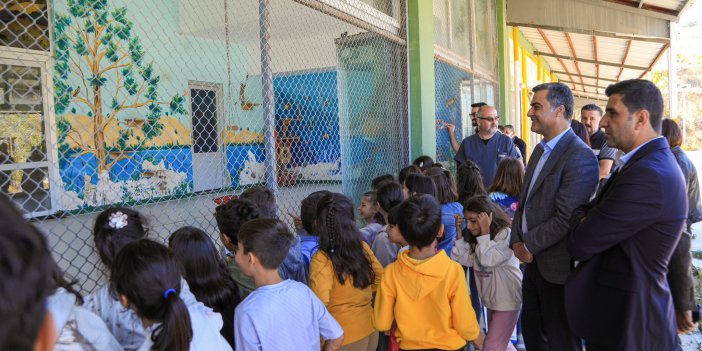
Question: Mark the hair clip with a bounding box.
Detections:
[163,288,177,299]
[108,211,128,230]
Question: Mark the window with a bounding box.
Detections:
[0,0,50,51]
[0,60,55,216]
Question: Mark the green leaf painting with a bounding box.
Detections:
[53,2,188,174]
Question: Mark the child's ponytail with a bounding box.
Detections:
[152,288,192,351]
[110,239,193,351]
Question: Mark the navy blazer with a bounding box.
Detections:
[565,137,687,351]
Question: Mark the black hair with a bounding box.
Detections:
[404,173,436,197]
[571,120,591,147]
[371,174,394,190]
[240,186,276,218]
[214,198,260,246]
[456,160,487,203]
[471,102,487,108]
[376,182,405,213]
[532,82,574,120]
[93,207,149,269]
[398,164,422,185]
[396,195,442,248]
[386,204,401,226]
[504,124,515,131]
[424,167,458,204]
[605,79,664,133]
[301,191,331,234]
[49,257,84,305]
[0,198,53,351]
[362,190,385,225]
[461,195,511,247]
[412,155,434,171]
[581,103,603,117]
[238,218,294,270]
[662,119,683,148]
[111,239,193,351]
[315,193,376,289]
[168,227,239,347]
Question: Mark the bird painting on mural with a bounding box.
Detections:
[240,74,261,111]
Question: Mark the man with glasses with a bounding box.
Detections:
[454,105,521,187]
[443,102,486,153]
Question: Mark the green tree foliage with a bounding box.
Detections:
[53,0,186,172]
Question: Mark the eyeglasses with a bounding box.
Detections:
[477,116,499,122]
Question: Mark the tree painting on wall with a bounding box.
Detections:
[53,0,186,175]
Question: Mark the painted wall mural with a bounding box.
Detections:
[53,0,192,209]
[434,60,472,163]
[52,0,342,211]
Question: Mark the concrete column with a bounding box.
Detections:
[407,0,436,161]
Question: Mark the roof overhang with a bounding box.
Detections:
[507,0,695,99]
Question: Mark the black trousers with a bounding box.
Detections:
[522,261,581,351]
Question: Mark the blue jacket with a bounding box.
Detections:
[566,137,687,351]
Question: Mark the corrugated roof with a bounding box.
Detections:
[603,0,693,17]
[518,26,669,99]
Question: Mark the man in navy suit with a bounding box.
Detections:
[566,79,687,351]
[510,82,599,351]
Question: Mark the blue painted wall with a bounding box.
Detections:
[434,60,472,163]
[273,70,341,167]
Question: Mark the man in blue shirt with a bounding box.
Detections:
[454,105,521,187]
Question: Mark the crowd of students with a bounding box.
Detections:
[1,149,536,351]
[6,82,698,351]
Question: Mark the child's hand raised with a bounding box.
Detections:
[454,214,464,240]
[477,212,492,236]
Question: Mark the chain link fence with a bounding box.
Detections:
[0,0,409,294]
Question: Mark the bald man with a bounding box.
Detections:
[454,105,521,187]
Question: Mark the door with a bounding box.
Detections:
[0,57,59,217]
[460,80,474,137]
[189,83,227,192]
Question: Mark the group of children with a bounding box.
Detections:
[0,153,528,351]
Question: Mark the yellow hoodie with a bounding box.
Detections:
[372,250,480,350]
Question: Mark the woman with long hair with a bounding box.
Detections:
[309,193,384,351]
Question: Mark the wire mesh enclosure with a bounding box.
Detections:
[0,0,409,294]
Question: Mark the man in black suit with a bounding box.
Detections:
[566,79,688,351]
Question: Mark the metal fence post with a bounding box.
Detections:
[258,0,279,202]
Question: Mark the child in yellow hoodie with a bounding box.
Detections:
[373,194,484,351]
